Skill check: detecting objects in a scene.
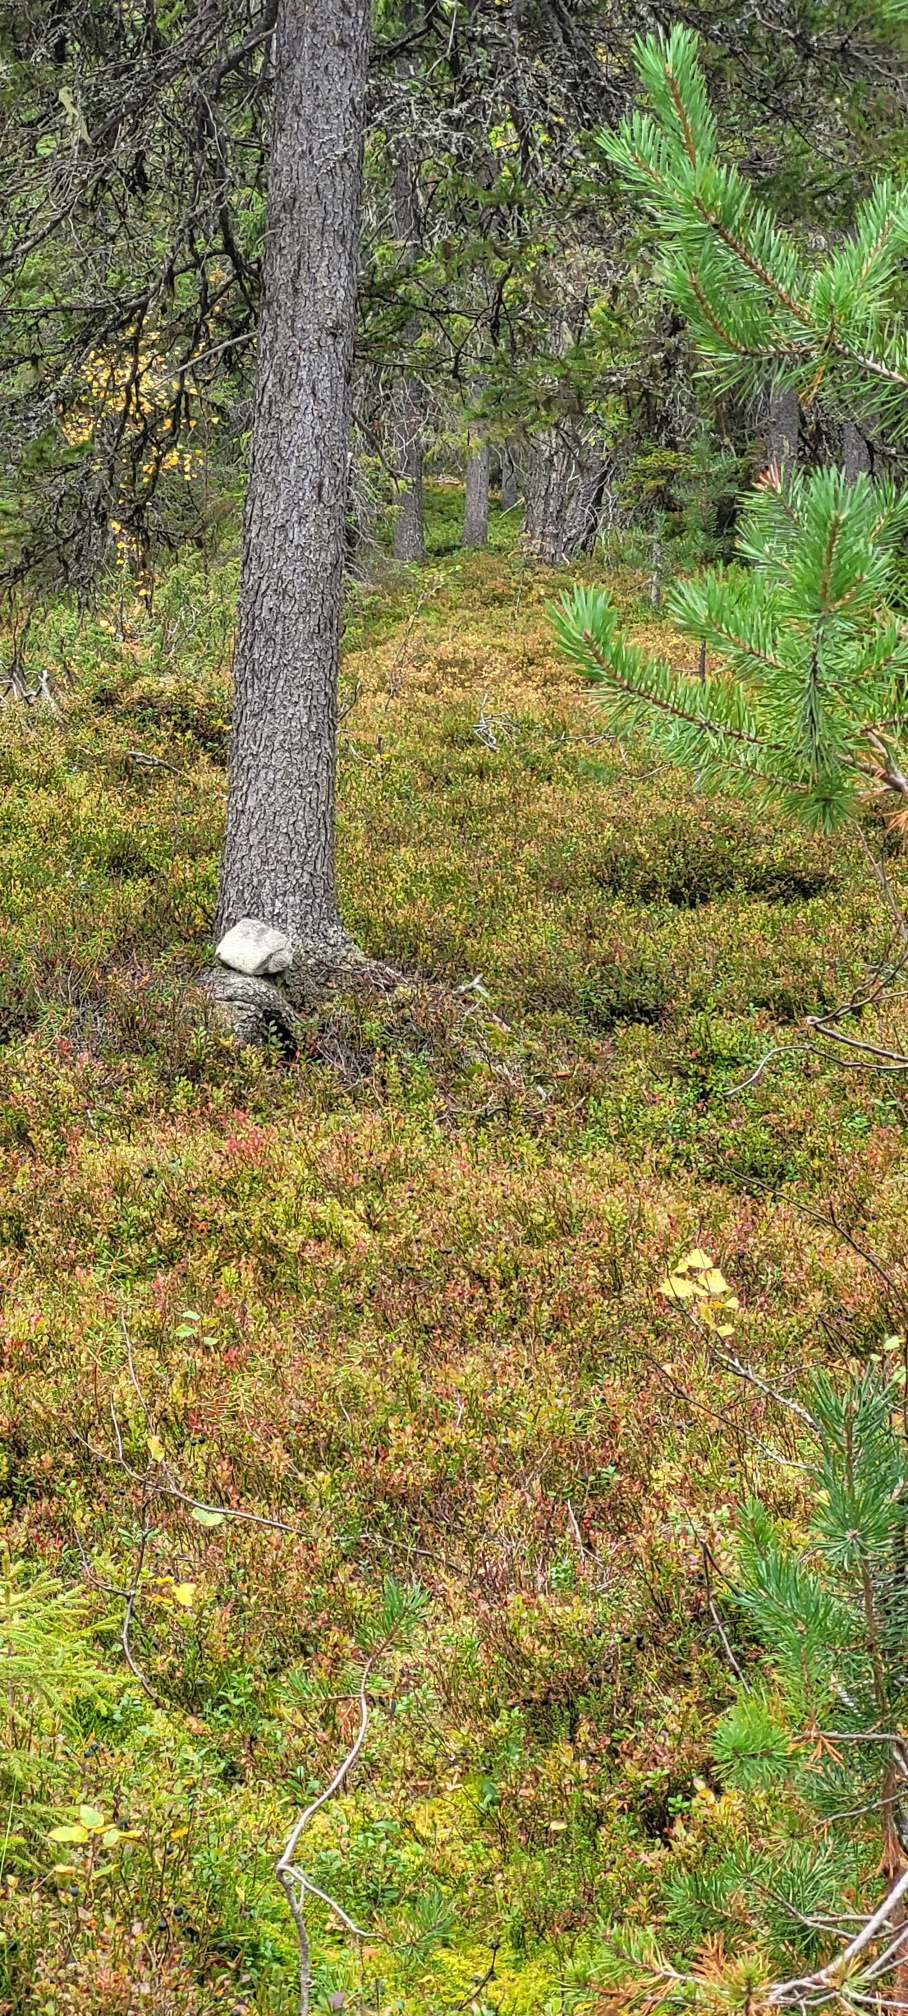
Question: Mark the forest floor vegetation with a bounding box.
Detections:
[1,489,906,2014]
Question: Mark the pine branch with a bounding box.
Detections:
[599,27,908,435]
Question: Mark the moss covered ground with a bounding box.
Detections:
[1,490,906,2013]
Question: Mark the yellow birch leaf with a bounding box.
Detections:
[172,1583,196,1608]
[148,1434,165,1463]
[702,1269,730,1294]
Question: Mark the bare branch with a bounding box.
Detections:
[119,1517,160,1706]
[275,1656,377,2016]
[769,1863,908,2004]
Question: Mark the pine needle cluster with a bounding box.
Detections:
[555,27,908,836]
[555,469,908,830]
[601,25,908,436]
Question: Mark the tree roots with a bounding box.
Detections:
[204,933,406,1050]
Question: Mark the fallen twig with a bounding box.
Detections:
[126,748,185,777]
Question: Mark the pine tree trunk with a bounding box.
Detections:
[463,435,490,547]
[216,0,370,965]
[563,443,608,557]
[523,431,572,565]
[391,371,426,562]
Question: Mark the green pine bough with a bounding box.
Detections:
[598,24,908,437]
[599,1258,908,2012]
[555,24,908,836]
[555,470,908,832]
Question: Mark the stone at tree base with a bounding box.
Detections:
[216,918,293,976]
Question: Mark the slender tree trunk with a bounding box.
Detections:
[216,0,370,963]
[463,432,490,547]
[499,447,519,512]
[344,440,378,581]
[391,370,426,562]
[390,9,425,564]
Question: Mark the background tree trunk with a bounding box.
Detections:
[391,370,426,562]
[523,426,607,565]
[463,434,490,547]
[216,0,370,958]
[499,447,519,511]
[390,7,425,564]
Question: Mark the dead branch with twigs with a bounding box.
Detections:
[473,692,517,751]
[276,1654,377,2016]
[725,828,908,1096]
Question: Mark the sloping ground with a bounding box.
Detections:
[1,497,906,2014]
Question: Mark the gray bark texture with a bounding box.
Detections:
[522,426,609,565]
[499,448,519,512]
[216,0,370,959]
[463,436,490,547]
[843,419,872,484]
[390,15,426,565]
[765,384,799,474]
[391,373,427,562]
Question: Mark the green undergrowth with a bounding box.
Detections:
[1,490,907,2014]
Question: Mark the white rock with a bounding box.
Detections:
[216,918,294,977]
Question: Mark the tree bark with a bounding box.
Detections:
[843,418,872,484]
[523,426,608,565]
[499,447,519,512]
[216,0,370,964]
[390,9,425,564]
[463,434,490,547]
[765,384,799,475]
[391,371,427,562]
